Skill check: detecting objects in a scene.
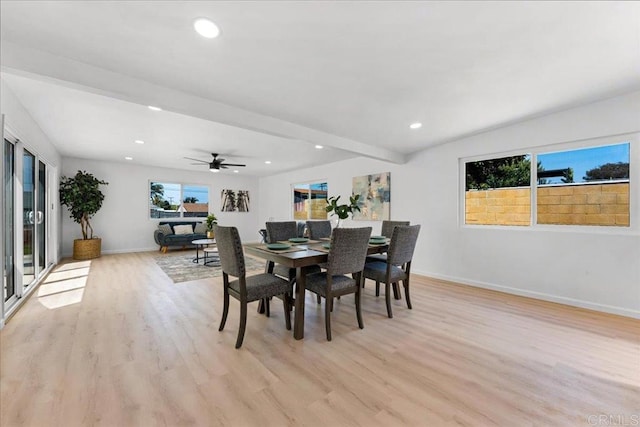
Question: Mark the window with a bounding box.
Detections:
[149,181,209,219]
[463,139,632,228]
[293,182,328,220]
[465,154,532,226]
[537,143,629,226]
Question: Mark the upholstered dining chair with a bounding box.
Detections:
[304,227,372,341]
[363,224,420,319]
[265,221,320,311]
[306,220,332,240]
[265,221,299,280]
[305,219,333,303]
[366,220,410,263]
[214,225,292,349]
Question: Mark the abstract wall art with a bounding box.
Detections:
[352,172,390,220]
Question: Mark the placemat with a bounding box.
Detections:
[307,244,331,254]
[277,239,322,245]
[253,244,308,254]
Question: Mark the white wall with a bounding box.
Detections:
[259,91,640,318]
[1,79,61,167]
[61,158,261,256]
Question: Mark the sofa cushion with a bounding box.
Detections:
[164,234,192,243]
[158,224,173,235]
[174,224,193,235]
[194,222,207,234]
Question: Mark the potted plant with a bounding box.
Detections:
[59,170,108,260]
[206,213,218,238]
[325,194,361,227]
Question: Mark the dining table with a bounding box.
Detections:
[244,238,389,340]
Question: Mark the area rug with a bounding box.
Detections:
[154,250,265,283]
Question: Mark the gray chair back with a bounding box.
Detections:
[307,220,332,239]
[266,221,297,243]
[381,220,410,238]
[296,221,306,238]
[213,225,245,278]
[387,225,421,266]
[328,227,372,276]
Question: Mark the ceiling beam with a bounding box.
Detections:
[1,42,406,164]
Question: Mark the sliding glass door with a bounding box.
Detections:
[4,139,15,305]
[2,136,52,317]
[23,149,36,287]
[37,161,46,274]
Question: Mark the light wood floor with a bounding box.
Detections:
[1,251,638,427]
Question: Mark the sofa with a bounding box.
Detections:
[154,221,208,253]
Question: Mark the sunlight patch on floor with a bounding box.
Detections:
[37,261,91,309]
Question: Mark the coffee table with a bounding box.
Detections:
[192,238,216,263]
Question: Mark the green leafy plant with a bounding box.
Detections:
[59,170,108,240]
[206,213,218,230]
[325,194,361,220]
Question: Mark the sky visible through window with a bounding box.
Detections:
[538,143,629,184]
[159,184,209,205]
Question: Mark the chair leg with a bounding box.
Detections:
[325,296,332,341]
[317,294,321,304]
[235,301,248,349]
[330,297,334,312]
[385,282,393,318]
[403,279,412,309]
[283,293,292,330]
[392,282,401,300]
[219,289,229,331]
[375,281,380,297]
[355,288,364,329]
[265,297,271,317]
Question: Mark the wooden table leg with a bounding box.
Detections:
[258,261,275,314]
[293,266,307,340]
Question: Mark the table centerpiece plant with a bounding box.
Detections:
[325,194,361,227]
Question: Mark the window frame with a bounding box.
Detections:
[148,180,210,220]
[459,132,638,235]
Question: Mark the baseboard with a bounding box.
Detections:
[101,247,159,255]
[62,246,160,258]
[412,269,640,319]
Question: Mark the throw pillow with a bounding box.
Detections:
[158,224,173,235]
[173,224,193,235]
[194,222,207,234]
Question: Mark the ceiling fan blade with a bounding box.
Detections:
[221,163,246,167]
[190,163,207,165]
[184,157,208,163]
[220,165,229,169]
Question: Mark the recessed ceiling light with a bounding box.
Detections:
[265,160,271,164]
[125,156,133,160]
[148,105,162,111]
[409,122,422,129]
[194,18,220,39]
[134,140,145,144]
[315,145,324,149]
[211,169,220,173]
[233,170,239,173]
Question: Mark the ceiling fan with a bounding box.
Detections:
[185,153,246,172]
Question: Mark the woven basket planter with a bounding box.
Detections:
[73,238,102,260]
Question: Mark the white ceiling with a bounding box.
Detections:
[1,1,639,175]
